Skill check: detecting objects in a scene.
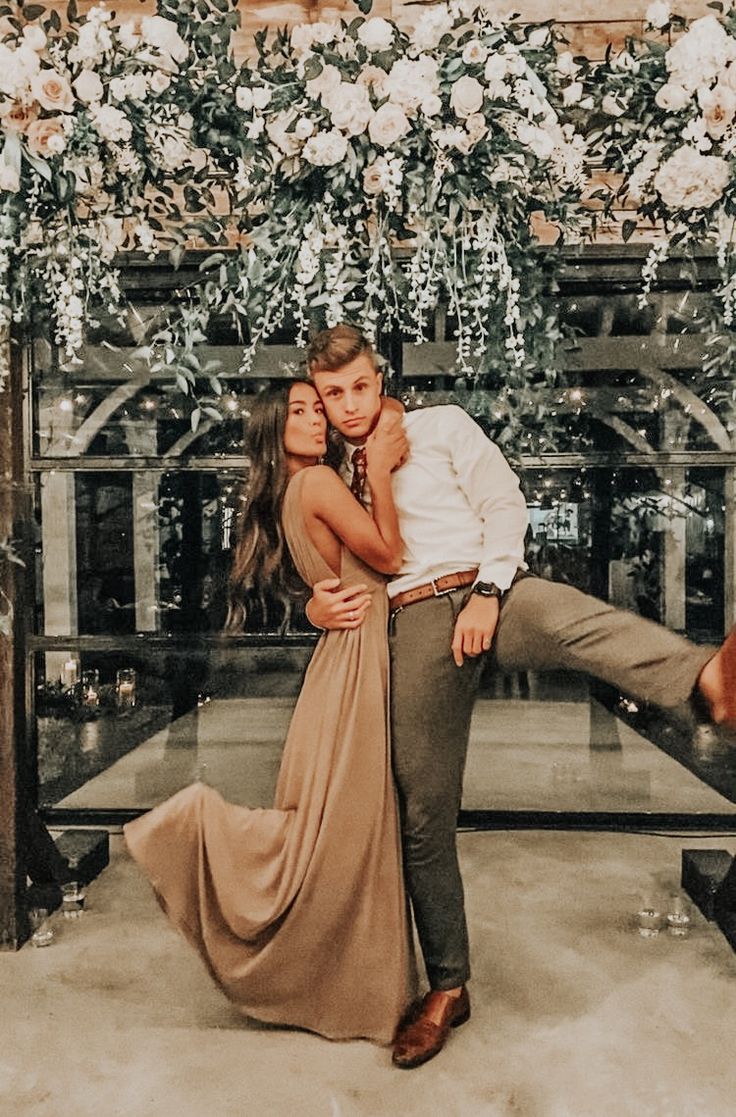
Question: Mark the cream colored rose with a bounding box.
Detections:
[0,100,38,133]
[302,128,348,167]
[0,162,20,191]
[22,24,46,52]
[357,17,394,53]
[462,39,488,66]
[266,112,301,156]
[665,16,736,92]
[465,113,487,142]
[450,75,484,119]
[31,69,74,113]
[356,65,386,93]
[646,0,670,28]
[26,116,67,157]
[294,117,315,140]
[324,82,372,137]
[421,94,442,117]
[306,63,341,101]
[654,83,690,112]
[368,102,410,147]
[562,81,583,106]
[140,16,188,65]
[149,70,172,95]
[699,83,736,138]
[653,144,730,208]
[363,157,390,196]
[73,69,104,104]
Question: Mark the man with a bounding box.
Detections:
[305,324,736,1070]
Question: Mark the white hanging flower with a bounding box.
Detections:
[654,83,691,112]
[90,102,133,143]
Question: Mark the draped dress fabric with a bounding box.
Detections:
[123,467,414,1044]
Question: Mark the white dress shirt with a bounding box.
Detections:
[340,405,529,600]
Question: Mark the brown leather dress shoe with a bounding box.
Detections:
[392,987,470,1069]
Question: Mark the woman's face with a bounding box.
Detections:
[283,382,327,463]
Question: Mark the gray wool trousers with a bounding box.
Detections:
[388,573,715,991]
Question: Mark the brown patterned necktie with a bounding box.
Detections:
[350,447,367,504]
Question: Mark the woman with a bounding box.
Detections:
[124,380,415,1045]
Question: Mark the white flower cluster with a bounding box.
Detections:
[229,4,587,375]
[0,5,208,370]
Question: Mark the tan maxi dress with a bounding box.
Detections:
[124,468,414,1044]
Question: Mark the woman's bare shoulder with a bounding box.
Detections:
[299,464,345,504]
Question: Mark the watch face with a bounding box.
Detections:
[473,582,502,598]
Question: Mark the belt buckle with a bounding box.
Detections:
[431,576,442,597]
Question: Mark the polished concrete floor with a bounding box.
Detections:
[3,830,736,1117]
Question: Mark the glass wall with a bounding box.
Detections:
[27,256,736,822]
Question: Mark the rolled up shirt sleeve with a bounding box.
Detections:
[446,407,528,591]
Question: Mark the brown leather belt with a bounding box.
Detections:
[389,568,478,612]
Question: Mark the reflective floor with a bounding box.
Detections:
[57,687,735,816]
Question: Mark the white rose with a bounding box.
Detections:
[118,22,141,52]
[15,43,41,77]
[294,116,315,140]
[291,21,340,57]
[252,87,271,111]
[149,70,171,94]
[22,25,46,52]
[699,83,736,138]
[302,128,348,167]
[562,81,583,106]
[450,74,484,118]
[646,0,671,29]
[383,57,439,116]
[421,93,442,117]
[140,16,188,65]
[653,144,730,208]
[665,16,736,92]
[90,103,132,143]
[465,112,487,142]
[357,17,394,53]
[324,82,372,136]
[556,51,579,79]
[236,86,253,111]
[73,69,103,104]
[306,63,341,101]
[484,53,509,84]
[266,111,301,156]
[516,120,555,159]
[462,39,488,66]
[31,69,74,112]
[601,93,626,117]
[655,83,690,112]
[0,162,20,192]
[411,4,453,51]
[527,27,550,49]
[368,102,410,147]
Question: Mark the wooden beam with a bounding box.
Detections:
[0,335,29,950]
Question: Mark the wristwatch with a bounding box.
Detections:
[472,581,503,600]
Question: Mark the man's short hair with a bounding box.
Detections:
[307,324,379,375]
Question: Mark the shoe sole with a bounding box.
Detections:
[392,1005,471,1070]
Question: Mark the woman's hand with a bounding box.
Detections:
[305,578,372,630]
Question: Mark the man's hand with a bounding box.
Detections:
[306,578,372,630]
[451,594,500,667]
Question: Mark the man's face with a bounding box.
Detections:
[311,353,383,444]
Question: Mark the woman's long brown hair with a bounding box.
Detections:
[225,381,311,632]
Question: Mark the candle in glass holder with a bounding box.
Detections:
[81,669,100,707]
[61,658,79,688]
[116,668,136,709]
